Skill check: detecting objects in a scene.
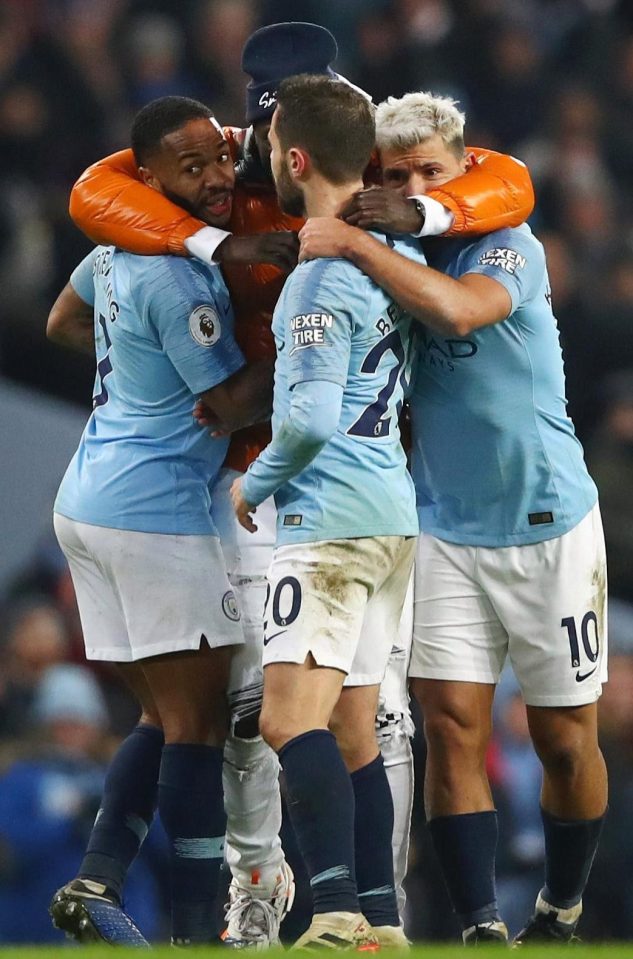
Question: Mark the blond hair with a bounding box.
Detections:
[375,91,465,157]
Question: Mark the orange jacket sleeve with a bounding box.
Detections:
[68,128,245,255]
[70,142,534,254]
[69,148,204,255]
[428,147,535,236]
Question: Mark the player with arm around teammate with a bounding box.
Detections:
[48,96,273,948]
[299,90,608,946]
[65,23,537,941]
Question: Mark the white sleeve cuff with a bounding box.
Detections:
[184,226,232,265]
[410,195,454,237]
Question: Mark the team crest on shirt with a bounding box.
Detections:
[222,590,240,622]
[289,312,334,354]
[189,305,221,346]
[478,248,527,274]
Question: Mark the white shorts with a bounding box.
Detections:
[262,536,416,686]
[409,503,607,707]
[54,514,244,662]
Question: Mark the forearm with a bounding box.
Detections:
[431,148,535,236]
[343,231,477,336]
[202,359,274,432]
[48,322,95,354]
[242,380,342,506]
[47,283,95,353]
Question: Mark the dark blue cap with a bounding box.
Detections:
[242,21,338,124]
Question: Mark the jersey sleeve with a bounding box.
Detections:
[284,261,359,391]
[428,148,535,236]
[459,229,545,314]
[69,149,206,256]
[146,260,245,394]
[69,248,98,305]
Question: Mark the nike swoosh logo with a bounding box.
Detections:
[263,629,287,646]
[575,666,598,683]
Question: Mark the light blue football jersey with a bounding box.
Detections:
[266,234,424,545]
[54,246,245,535]
[409,224,597,546]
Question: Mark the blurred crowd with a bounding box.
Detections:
[1,0,633,944]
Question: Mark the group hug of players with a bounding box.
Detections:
[46,19,607,952]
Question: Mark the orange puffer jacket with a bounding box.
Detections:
[69,130,534,472]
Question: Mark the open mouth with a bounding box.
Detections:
[205,193,232,218]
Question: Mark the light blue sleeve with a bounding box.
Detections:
[284,259,360,390]
[242,379,344,507]
[147,258,245,395]
[458,227,545,314]
[69,249,98,306]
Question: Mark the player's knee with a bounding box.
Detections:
[162,703,228,745]
[423,708,488,761]
[531,728,593,778]
[139,709,162,729]
[258,708,287,753]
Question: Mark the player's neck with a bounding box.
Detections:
[303,177,364,219]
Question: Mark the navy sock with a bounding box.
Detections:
[541,807,606,910]
[159,743,226,944]
[80,723,164,901]
[428,810,500,930]
[279,729,359,915]
[351,755,399,927]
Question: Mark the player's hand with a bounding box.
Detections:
[340,186,423,234]
[298,217,357,262]
[192,399,230,437]
[230,477,258,533]
[215,232,299,271]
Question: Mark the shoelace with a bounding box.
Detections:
[224,894,280,942]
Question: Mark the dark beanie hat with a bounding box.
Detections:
[242,21,338,125]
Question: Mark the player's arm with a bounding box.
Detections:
[234,273,351,530]
[234,379,344,529]
[429,148,534,236]
[197,358,274,434]
[342,148,534,237]
[149,263,275,433]
[46,250,97,353]
[299,221,511,336]
[69,149,298,269]
[47,284,94,353]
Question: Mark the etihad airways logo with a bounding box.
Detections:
[418,328,478,372]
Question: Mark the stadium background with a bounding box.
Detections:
[0,0,632,945]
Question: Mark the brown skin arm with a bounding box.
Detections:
[47,283,95,354]
[298,219,511,337]
[197,358,274,435]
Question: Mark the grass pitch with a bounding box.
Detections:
[2,947,633,958]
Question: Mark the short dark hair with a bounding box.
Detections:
[131,96,216,166]
[275,75,375,184]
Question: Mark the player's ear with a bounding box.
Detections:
[138,166,164,194]
[289,147,310,182]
